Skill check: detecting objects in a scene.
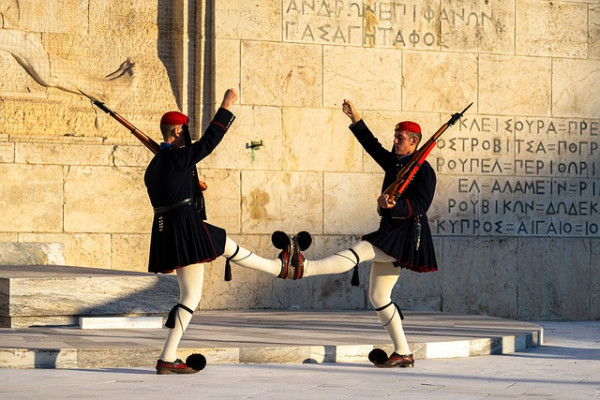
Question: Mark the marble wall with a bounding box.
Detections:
[0,0,598,320]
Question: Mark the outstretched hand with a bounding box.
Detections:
[221,88,238,110]
[342,99,361,124]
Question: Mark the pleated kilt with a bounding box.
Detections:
[362,216,438,273]
[148,202,226,274]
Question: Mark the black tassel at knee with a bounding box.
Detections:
[165,305,178,328]
[349,248,360,287]
[351,265,360,286]
[224,259,232,281]
[224,245,239,282]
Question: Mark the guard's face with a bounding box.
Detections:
[394,130,416,156]
[172,126,186,147]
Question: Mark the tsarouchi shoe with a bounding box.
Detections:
[376,352,414,368]
[156,358,198,374]
[290,231,311,279]
[272,231,292,279]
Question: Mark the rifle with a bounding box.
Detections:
[79,90,207,191]
[382,103,473,200]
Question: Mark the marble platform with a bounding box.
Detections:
[0,310,543,369]
[0,265,178,328]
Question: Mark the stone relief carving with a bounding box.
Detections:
[1,0,135,102]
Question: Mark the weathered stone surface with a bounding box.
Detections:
[0,348,78,369]
[241,171,323,234]
[403,51,477,113]
[213,39,241,106]
[0,164,63,232]
[0,141,14,163]
[553,59,600,118]
[442,237,518,318]
[63,166,151,233]
[517,238,591,320]
[0,265,178,327]
[282,108,362,172]
[215,0,282,41]
[441,0,514,54]
[111,234,150,273]
[0,243,64,266]
[323,46,403,110]
[479,56,552,116]
[591,6,600,59]
[202,169,243,234]
[323,172,381,235]
[111,145,155,168]
[201,234,284,310]
[204,105,282,171]
[0,233,18,242]
[15,142,113,166]
[17,1,88,34]
[591,239,599,320]
[241,41,322,107]
[296,234,368,310]
[18,233,111,270]
[516,0,588,58]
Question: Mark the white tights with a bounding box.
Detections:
[160,237,281,362]
[304,240,411,355]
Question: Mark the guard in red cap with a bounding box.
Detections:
[276,99,438,369]
[145,89,295,374]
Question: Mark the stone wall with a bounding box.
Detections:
[0,0,598,320]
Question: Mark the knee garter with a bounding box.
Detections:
[375,301,404,326]
[165,303,194,329]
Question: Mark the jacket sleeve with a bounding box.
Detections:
[388,161,436,219]
[349,120,396,170]
[183,108,236,167]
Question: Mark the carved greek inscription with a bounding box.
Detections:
[431,116,600,237]
[282,0,500,48]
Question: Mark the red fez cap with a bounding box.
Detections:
[160,111,189,125]
[395,121,421,134]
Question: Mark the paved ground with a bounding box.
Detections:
[0,312,598,399]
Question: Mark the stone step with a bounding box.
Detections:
[0,265,178,328]
[0,311,544,369]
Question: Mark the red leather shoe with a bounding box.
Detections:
[376,353,414,368]
[156,359,198,374]
[272,231,292,279]
[290,231,311,279]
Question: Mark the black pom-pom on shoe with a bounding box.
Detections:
[295,231,312,251]
[186,353,207,371]
[368,348,388,365]
[271,230,290,249]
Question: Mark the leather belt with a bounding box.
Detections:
[153,198,193,214]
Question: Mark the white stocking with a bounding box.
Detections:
[223,236,281,276]
[303,240,394,277]
[369,262,411,355]
[160,263,204,362]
